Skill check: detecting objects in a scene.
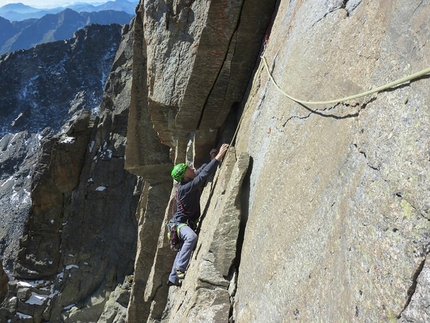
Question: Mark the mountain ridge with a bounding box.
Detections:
[0,7,133,54]
[0,0,138,21]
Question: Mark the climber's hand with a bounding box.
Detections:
[215,144,229,161]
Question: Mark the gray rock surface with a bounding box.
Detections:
[141,0,277,165]
[233,0,430,322]
[398,256,430,322]
[0,263,7,303]
[0,21,141,323]
[0,24,125,278]
[97,276,133,323]
[124,6,172,182]
[1,0,429,322]
[126,0,430,322]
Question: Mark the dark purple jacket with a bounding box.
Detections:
[172,158,219,224]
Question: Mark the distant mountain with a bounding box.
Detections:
[91,0,138,13]
[0,3,41,14]
[0,0,138,21]
[0,8,133,54]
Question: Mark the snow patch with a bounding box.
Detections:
[95,186,106,192]
[17,281,32,288]
[17,312,32,319]
[1,176,14,187]
[59,136,75,144]
[26,292,47,305]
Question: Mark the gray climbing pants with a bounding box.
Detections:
[169,225,197,284]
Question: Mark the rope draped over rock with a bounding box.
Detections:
[228,51,430,148]
[261,54,430,106]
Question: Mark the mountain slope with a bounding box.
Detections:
[0,22,124,281]
[0,8,133,54]
[0,23,123,136]
[0,19,140,322]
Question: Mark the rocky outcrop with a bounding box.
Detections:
[0,21,141,322]
[127,0,277,166]
[0,263,7,303]
[14,110,94,279]
[1,0,429,322]
[124,0,276,322]
[124,5,171,182]
[125,0,430,322]
[0,23,124,136]
[0,23,124,279]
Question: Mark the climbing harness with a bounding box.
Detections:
[167,220,187,251]
[166,184,198,251]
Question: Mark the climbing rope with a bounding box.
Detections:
[228,54,430,147]
[261,54,430,106]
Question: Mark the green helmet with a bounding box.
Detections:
[171,163,187,182]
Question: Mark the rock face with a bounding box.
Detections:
[233,1,430,322]
[1,0,429,322]
[124,0,276,322]
[0,23,124,279]
[0,22,141,322]
[0,263,7,303]
[127,0,277,166]
[125,0,430,322]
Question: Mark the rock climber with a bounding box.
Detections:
[168,143,229,286]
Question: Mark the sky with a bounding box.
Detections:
[0,1,106,9]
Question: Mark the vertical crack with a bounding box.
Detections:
[228,157,252,323]
[398,257,426,318]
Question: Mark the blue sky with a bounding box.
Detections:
[0,1,107,9]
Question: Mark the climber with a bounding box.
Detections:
[168,143,229,286]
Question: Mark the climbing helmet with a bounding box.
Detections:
[171,163,187,182]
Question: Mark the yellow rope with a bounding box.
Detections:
[228,55,430,147]
[261,55,430,106]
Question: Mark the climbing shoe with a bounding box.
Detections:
[175,268,185,280]
[167,280,181,287]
